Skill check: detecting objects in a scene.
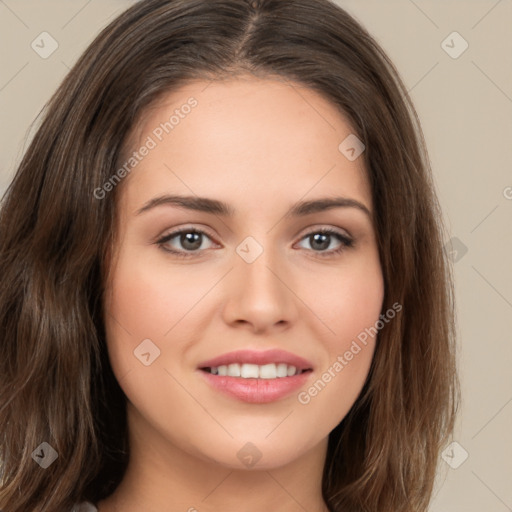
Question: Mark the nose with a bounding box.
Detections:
[221,244,298,334]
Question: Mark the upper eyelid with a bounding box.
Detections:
[157,225,218,243]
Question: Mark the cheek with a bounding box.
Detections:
[103,251,182,377]
[296,301,381,430]
[104,249,209,341]
[295,254,383,412]
[302,249,384,346]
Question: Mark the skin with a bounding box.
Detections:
[98,75,384,512]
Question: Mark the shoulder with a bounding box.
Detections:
[71,503,98,512]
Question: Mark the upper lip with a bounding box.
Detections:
[198,349,314,371]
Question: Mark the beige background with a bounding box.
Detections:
[1,1,511,510]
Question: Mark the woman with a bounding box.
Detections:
[0,0,459,511]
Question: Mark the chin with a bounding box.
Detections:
[189,433,319,471]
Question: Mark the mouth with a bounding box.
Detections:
[196,349,314,403]
[197,348,314,377]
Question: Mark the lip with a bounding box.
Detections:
[198,370,312,403]
[197,349,314,371]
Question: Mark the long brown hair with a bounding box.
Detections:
[0,1,460,510]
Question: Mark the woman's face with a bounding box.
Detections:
[103,76,384,470]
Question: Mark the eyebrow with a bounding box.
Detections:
[135,194,372,219]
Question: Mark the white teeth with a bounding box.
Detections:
[227,363,240,377]
[207,363,305,379]
[259,363,276,379]
[287,365,297,377]
[240,363,259,378]
[276,363,288,377]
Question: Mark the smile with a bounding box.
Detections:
[202,362,310,378]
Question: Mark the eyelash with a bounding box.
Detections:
[156,227,354,259]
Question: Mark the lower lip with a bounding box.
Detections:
[198,369,312,403]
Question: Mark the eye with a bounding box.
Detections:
[156,227,217,257]
[156,226,354,259]
[295,228,354,257]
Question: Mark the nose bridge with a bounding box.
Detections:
[223,233,296,330]
[236,234,285,297]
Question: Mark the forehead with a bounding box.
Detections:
[118,76,371,216]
